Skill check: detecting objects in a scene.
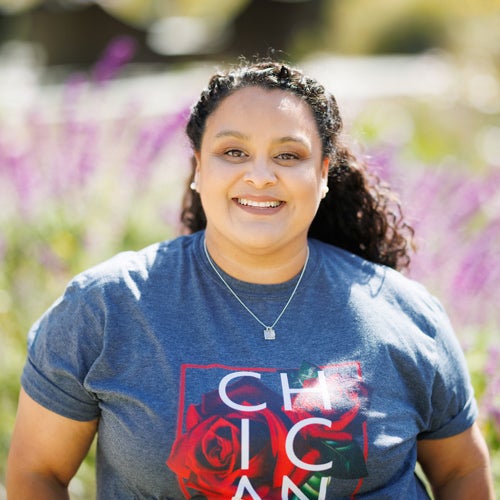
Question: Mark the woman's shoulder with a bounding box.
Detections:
[68,233,200,294]
[311,238,449,330]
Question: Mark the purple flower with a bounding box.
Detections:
[92,36,137,84]
[126,108,189,178]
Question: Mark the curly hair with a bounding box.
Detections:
[181,59,414,271]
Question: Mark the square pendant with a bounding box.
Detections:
[264,327,276,340]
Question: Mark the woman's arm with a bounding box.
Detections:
[7,388,98,499]
[417,422,494,499]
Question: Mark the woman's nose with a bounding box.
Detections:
[243,157,277,188]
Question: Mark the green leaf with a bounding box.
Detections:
[297,361,320,386]
[323,440,368,479]
[291,473,331,500]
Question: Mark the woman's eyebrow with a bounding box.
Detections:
[213,131,311,148]
[214,130,249,140]
[276,135,311,147]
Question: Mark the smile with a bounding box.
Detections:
[236,198,283,208]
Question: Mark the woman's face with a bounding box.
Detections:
[195,86,329,258]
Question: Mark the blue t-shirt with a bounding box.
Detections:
[22,231,477,499]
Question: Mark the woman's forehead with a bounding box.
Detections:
[205,87,317,130]
[221,86,305,108]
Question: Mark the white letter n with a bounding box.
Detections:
[281,475,330,500]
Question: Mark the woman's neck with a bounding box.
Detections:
[203,234,309,284]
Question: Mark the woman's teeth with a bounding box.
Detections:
[237,198,282,208]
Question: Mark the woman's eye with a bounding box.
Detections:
[224,149,247,158]
[276,152,299,161]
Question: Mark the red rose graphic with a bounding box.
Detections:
[283,365,369,480]
[285,369,365,442]
[167,377,314,499]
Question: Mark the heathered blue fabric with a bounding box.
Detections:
[22,231,477,499]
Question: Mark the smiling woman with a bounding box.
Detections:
[7,59,494,499]
[182,63,414,273]
[191,86,328,280]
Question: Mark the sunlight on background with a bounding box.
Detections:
[0,1,499,498]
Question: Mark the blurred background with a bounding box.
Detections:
[0,1,499,498]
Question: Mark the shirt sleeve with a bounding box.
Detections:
[417,297,478,440]
[21,277,103,421]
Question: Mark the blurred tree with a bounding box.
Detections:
[0,0,40,14]
[326,0,500,58]
[98,0,250,28]
[228,0,326,60]
[2,2,162,66]
[1,0,499,75]
[369,13,446,54]
[0,0,328,66]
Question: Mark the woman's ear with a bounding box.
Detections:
[191,152,201,192]
[194,151,201,169]
[320,157,330,199]
[321,157,330,182]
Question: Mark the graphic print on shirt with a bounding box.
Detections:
[166,361,369,499]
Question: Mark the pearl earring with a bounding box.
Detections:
[321,184,329,199]
[190,181,197,191]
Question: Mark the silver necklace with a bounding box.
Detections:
[203,238,309,340]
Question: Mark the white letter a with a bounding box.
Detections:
[231,475,262,500]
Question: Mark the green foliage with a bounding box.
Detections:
[1,58,499,497]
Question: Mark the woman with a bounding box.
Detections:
[7,60,494,499]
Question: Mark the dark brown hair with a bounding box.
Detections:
[181,60,414,270]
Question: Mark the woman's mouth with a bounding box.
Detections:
[236,198,283,208]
